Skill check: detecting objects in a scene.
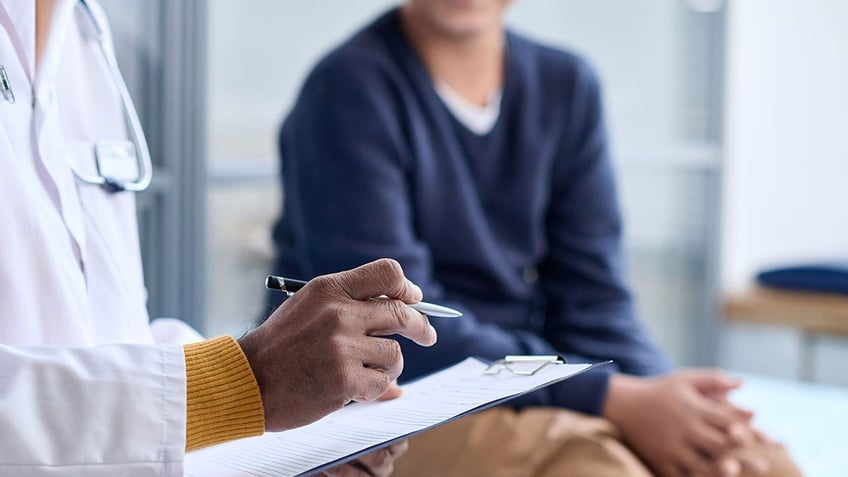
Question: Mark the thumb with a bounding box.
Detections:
[377,380,403,401]
[337,259,423,303]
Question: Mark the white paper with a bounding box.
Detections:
[185,357,593,477]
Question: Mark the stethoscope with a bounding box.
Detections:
[73,0,152,193]
[0,0,152,193]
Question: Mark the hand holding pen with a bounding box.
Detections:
[239,259,440,432]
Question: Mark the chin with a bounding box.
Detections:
[412,0,510,37]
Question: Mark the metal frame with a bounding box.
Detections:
[617,3,727,367]
[695,3,727,367]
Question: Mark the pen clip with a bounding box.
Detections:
[265,275,297,297]
[0,66,15,104]
[484,355,566,376]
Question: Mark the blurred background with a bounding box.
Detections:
[100,1,847,473]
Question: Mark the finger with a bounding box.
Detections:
[705,394,756,425]
[322,463,371,477]
[716,456,743,477]
[333,446,406,477]
[377,381,403,401]
[676,446,716,477]
[735,453,771,476]
[349,367,393,402]
[358,299,437,346]
[385,440,409,458]
[687,369,743,396]
[690,423,735,457]
[358,337,404,381]
[727,421,756,446]
[699,398,744,432]
[352,448,395,476]
[750,425,774,444]
[337,259,422,303]
[722,401,755,422]
[704,393,755,420]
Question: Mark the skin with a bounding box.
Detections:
[321,441,409,477]
[401,0,513,105]
[400,2,775,476]
[240,259,436,476]
[239,259,437,431]
[603,371,771,477]
[321,383,408,477]
[35,0,54,69]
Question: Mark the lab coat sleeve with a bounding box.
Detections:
[0,342,187,476]
[150,318,205,345]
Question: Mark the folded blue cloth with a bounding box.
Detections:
[757,261,848,294]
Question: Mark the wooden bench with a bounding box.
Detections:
[724,287,848,379]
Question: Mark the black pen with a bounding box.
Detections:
[266,275,463,318]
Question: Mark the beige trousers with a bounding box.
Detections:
[393,407,802,477]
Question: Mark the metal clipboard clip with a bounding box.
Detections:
[484,355,566,376]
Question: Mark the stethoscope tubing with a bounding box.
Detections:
[69,0,154,193]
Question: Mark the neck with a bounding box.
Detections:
[35,0,57,73]
[400,7,505,106]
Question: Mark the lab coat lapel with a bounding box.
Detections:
[0,2,35,172]
[0,0,35,80]
[31,0,89,266]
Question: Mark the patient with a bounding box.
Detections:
[270,1,801,475]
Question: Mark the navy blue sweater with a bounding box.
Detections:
[271,9,673,415]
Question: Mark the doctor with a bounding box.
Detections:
[0,1,436,476]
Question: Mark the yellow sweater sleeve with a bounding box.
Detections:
[183,335,265,451]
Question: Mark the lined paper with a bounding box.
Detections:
[185,357,594,477]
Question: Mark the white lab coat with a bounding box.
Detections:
[0,0,199,474]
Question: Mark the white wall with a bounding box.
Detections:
[207,0,399,167]
[722,0,848,289]
[207,0,693,167]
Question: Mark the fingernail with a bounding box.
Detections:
[428,323,438,342]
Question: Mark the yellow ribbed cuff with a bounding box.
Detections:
[183,335,265,451]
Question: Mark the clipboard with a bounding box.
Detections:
[185,356,611,477]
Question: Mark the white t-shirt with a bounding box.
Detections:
[435,81,502,135]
